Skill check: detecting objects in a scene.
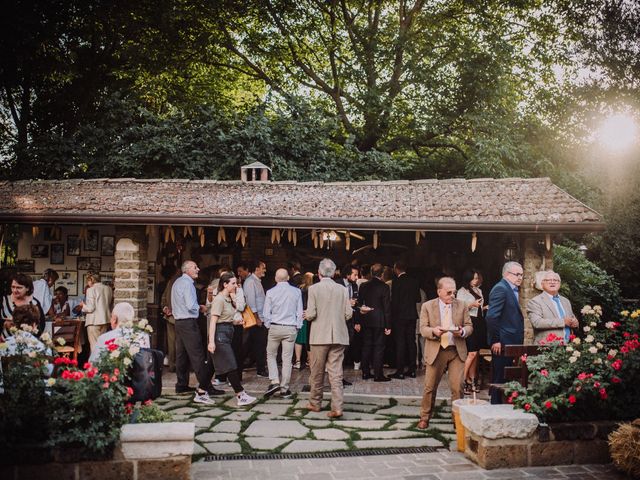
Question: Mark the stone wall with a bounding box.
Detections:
[114,226,148,320]
[520,235,554,344]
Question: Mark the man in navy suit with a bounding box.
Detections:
[485,261,524,404]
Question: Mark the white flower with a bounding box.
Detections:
[40,332,51,342]
[594,306,602,315]
[583,326,591,333]
[593,358,603,365]
[28,351,37,358]
[608,349,618,357]
[572,337,581,345]
[123,357,132,366]
[588,346,598,354]
[121,319,134,329]
[589,322,597,327]
[569,356,577,363]
[572,351,581,358]
[138,319,148,328]
[56,337,66,346]
[581,305,594,315]
[605,322,615,329]
[46,378,56,387]
[110,349,121,358]
[129,345,140,356]
[566,346,574,352]
[585,335,594,343]
[596,342,603,349]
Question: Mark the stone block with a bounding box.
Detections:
[120,422,194,459]
[314,428,351,440]
[477,442,528,470]
[78,460,134,480]
[137,457,191,480]
[529,440,574,466]
[244,420,309,438]
[573,439,611,464]
[593,420,619,440]
[460,404,538,439]
[550,422,596,441]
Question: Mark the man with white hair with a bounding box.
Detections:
[305,258,353,418]
[33,268,59,316]
[263,268,303,398]
[89,302,150,362]
[527,271,578,344]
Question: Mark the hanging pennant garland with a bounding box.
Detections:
[32,226,40,239]
[345,230,351,251]
[545,233,552,251]
[415,230,426,245]
[217,227,227,244]
[373,230,379,250]
[198,227,206,247]
[163,226,175,244]
[471,232,478,252]
[319,230,325,249]
[292,228,297,246]
[183,226,193,238]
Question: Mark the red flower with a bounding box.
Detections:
[126,386,134,397]
[520,354,528,363]
[113,368,120,376]
[568,394,577,404]
[143,399,153,406]
[599,388,608,400]
[544,401,553,409]
[102,373,110,382]
[69,359,77,367]
[611,376,622,384]
[540,369,549,377]
[102,382,109,388]
[569,334,576,341]
[110,375,118,382]
[86,368,96,378]
[577,372,588,381]
[593,381,601,388]
[524,403,531,411]
[61,370,71,379]
[611,359,623,371]
[83,362,92,370]
[125,403,133,415]
[105,338,115,345]
[54,357,67,365]
[107,343,118,352]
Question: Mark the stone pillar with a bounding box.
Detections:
[520,235,553,344]
[114,226,148,320]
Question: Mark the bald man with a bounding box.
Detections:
[263,268,304,398]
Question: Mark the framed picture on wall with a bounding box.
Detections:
[147,276,155,304]
[55,271,78,296]
[84,230,99,252]
[77,256,101,272]
[147,262,156,276]
[67,235,81,256]
[31,244,49,258]
[101,235,115,256]
[217,254,233,268]
[16,260,35,272]
[50,244,64,264]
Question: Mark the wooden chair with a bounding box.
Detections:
[52,319,83,362]
[489,344,541,403]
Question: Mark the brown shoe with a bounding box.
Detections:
[327,411,343,418]
[417,419,429,429]
[306,403,321,413]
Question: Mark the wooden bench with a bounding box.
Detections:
[490,344,541,402]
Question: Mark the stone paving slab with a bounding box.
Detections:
[376,405,421,417]
[245,437,292,450]
[354,438,444,449]
[158,399,192,409]
[256,414,291,420]
[301,419,332,428]
[341,403,380,412]
[224,411,254,421]
[191,408,228,417]
[333,420,388,429]
[244,420,309,438]
[212,420,242,433]
[196,432,238,443]
[201,441,242,455]
[282,440,349,453]
[304,411,385,421]
[191,417,216,429]
[389,422,416,430]
[252,403,292,415]
[358,429,425,439]
[313,428,351,440]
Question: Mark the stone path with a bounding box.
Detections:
[156,390,455,458]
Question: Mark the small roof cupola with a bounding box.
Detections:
[241,161,272,182]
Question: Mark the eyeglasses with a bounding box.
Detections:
[444,290,456,295]
[542,279,559,283]
[508,272,524,278]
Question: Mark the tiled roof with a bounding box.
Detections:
[0,178,603,232]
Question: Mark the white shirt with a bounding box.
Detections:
[33,279,53,315]
[89,327,151,362]
[263,282,303,329]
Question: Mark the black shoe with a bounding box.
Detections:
[362,372,373,380]
[374,376,392,382]
[280,389,293,399]
[406,371,416,378]
[264,383,280,398]
[389,372,405,380]
[205,386,225,396]
[175,386,196,394]
[342,379,352,386]
[256,370,269,378]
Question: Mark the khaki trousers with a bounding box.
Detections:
[266,325,297,390]
[309,344,345,413]
[86,324,108,356]
[420,346,464,422]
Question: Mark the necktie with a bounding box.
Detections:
[441,305,451,348]
[513,286,519,301]
[553,295,570,341]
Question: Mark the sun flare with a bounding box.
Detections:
[597,113,638,153]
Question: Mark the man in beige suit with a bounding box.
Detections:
[527,271,578,344]
[305,258,353,418]
[81,273,113,354]
[418,277,472,429]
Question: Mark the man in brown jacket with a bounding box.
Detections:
[305,258,353,418]
[418,277,473,429]
[80,273,113,355]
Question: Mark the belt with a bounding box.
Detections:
[270,323,296,327]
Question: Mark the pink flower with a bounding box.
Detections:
[544,401,553,409]
[126,386,134,397]
[611,376,622,384]
[524,403,531,411]
[599,388,608,400]
[520,354,528,363]
[540,369,549,377]
[102,382,109,388]
[568,395,577,404]
[577,372,588,380]
[593,381,601,388]
[611,359,623,371]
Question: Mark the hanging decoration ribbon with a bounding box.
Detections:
[311,229,318,249]
[345,230,351,251]
[415,230,426,245]
[217,227,227,244]
[235,227,248,247]
[78,226,88,241]
[373,231,379,250]
[545,234,551,251]
[163,226,175,244]
[197,227,205,247]
[183,226,193,238]
[471,232,477,252]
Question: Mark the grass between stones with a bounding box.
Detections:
[156,391,452,459]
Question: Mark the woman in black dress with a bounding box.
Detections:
[457,269,487,394]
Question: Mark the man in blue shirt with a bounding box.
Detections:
[172,260,221,403]
[263,268,303,398]
[485,261,525,404]
[243,260,268,377]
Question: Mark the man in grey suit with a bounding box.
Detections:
[527,271,578,344]
[305,258,353,418]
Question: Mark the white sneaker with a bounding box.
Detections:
[353,362,361,371]
[193,391,215,405]
[237,391,257,407]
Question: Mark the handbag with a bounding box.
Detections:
[241,305,257,329]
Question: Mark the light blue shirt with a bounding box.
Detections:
[263,282,303,329]
[243,273,265,317]
[171,274,199,319]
